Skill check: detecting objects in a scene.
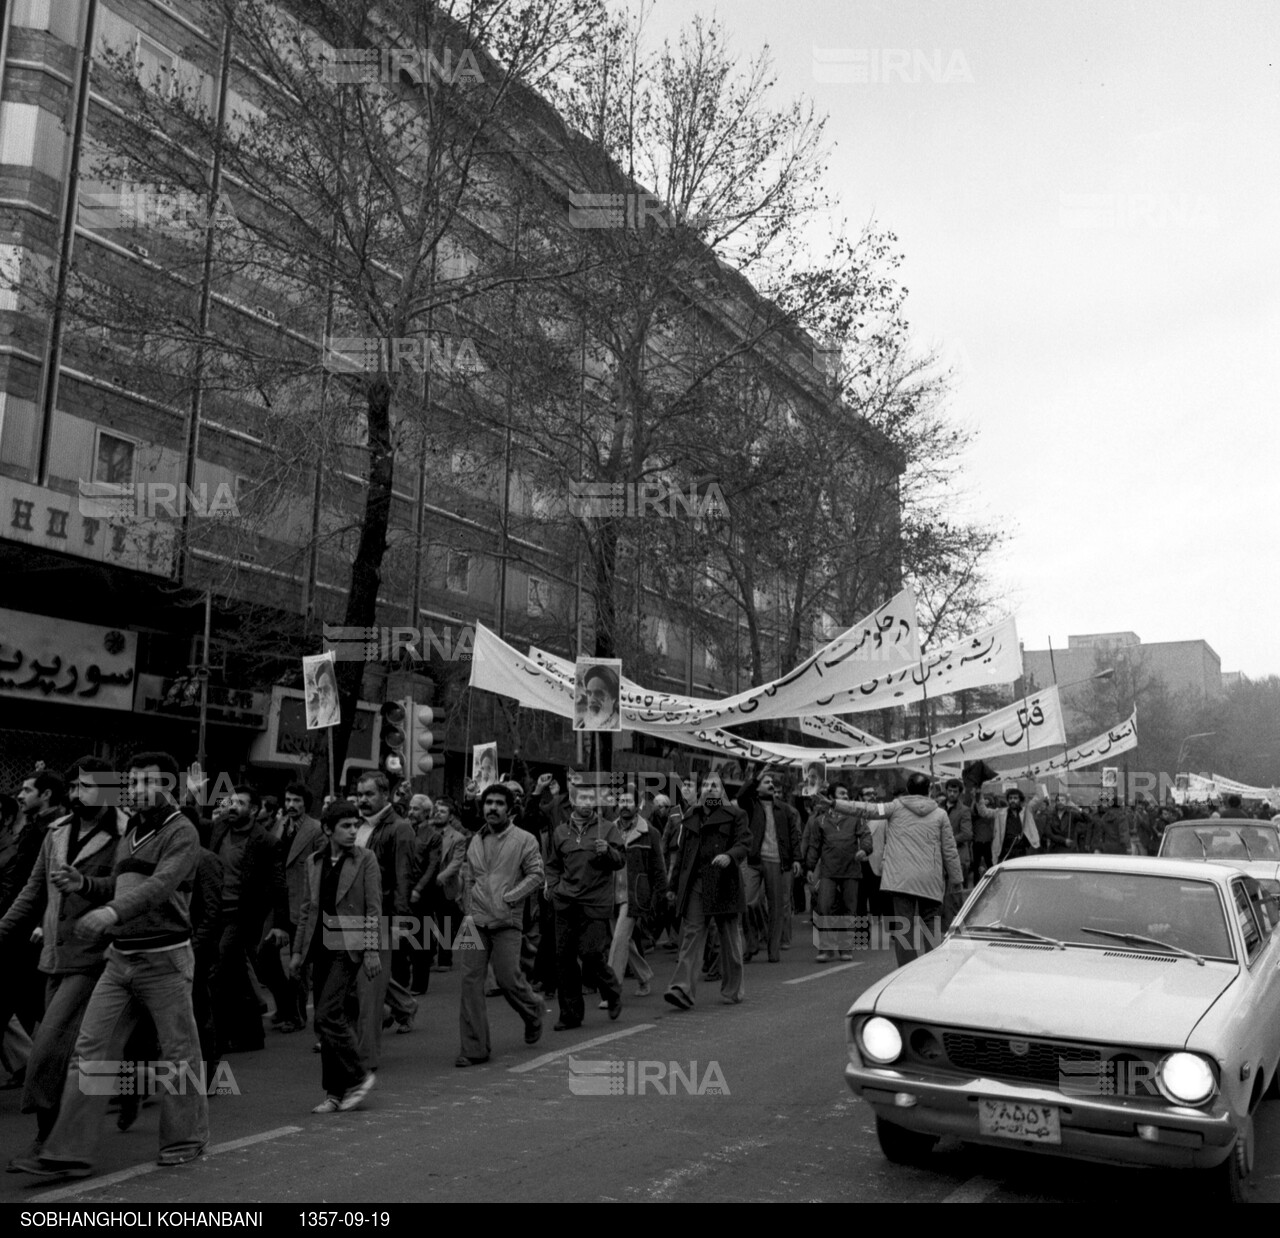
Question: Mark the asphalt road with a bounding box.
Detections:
[4,934,1280,1204]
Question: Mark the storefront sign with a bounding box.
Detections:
[0,607,137,711]
[1,477,176,577]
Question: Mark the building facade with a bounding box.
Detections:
[0,0,900,796]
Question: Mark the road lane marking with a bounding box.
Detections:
[784,962,865,984]
[942,1176,1000,1203]
[30,1125,304,1202]
[509,1023,657,1073]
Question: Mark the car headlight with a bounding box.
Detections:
[859,1016,904,1065]
[1157,1052,1216,1105]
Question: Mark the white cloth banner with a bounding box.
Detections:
[497,606,1020,732]
[799,714,882,747]
[1211,774,1278,801]
[797,713,961,779]
[990,710,1139,780]
[476,589,924,729]
[660,687,1065,771]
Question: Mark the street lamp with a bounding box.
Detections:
[1176,731,1216,772]
[1058,666,1115,692]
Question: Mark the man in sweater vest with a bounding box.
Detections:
[11,751,208,1181]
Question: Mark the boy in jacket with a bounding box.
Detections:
[455,784,544,1064]
[291,800,380,1114]
[545,781,625,1030]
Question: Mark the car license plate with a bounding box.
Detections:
[978,1099,1061,1144]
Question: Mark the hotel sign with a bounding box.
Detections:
[1,476,176,577]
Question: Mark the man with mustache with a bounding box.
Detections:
[455,785,544,1065]
[0,757,124,1166]
[663,773,752,1010]
[737,765,802,963]
[545,777,625,1029]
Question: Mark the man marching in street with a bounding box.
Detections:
[663,772,752,1010]
[736,764,802,963]
[545,776,626,1030]
[815,772,963,968]
[455,783,544,1065]
[12,751,207,1180]
[607,781,667,997]
[291,800,380,1113]
[0,757,124,1167]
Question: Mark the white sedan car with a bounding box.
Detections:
[844,855,1280,1201]
[1158,819,1280,890]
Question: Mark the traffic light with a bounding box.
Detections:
[413,705,443,773]
[379,699,410,780]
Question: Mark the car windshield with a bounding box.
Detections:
[956,869,1236,961]
[1162,824,1280,861]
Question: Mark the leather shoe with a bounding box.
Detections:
[553,1019,582,1031]
[7,1156,91,1179]
[454,1054,489,1067]
[525,1020,543,1045]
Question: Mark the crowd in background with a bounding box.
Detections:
[0,749,1275,1181]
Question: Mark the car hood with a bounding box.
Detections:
[865,941,1239,1047]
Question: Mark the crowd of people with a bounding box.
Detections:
[0,749,1274,1183]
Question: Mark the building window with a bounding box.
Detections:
[527,575,548,616]
[136,34,177,98]
[94,430,136,485]
[654,618,669,655]
[704,645,717,671]
[446,551,470,594]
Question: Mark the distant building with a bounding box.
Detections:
[1022,632,1223,737]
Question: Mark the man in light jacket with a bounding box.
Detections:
[817,772,963,967]
[455,784,544,1065]
[973,787,1043,863]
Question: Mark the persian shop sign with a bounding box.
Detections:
[0,607,138,711]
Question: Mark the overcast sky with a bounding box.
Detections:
[628,0,1280,676]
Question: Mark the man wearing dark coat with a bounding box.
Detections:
[662,775,752,1010]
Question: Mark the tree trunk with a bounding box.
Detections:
[330,378,395,779]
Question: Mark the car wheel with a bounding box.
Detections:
[1215,1113,1255,1204]
[875,1114,939,1166]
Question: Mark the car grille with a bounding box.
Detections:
[942,1032,1101,1086]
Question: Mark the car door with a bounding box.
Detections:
[1228,876,1280,1091]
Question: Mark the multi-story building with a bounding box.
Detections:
[1022,631,1224,740]
[0,0,900,795]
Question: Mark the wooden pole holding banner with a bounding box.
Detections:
[918,645,937,784]
[327,727,336,800]
[1048,636,1071,798]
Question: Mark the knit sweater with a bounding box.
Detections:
[81,803,200,950]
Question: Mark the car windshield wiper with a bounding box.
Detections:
[1080,927,1205,966]
[1238,834,1255,862]
[960,921,1064,949]
[1192,831,1209,858]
